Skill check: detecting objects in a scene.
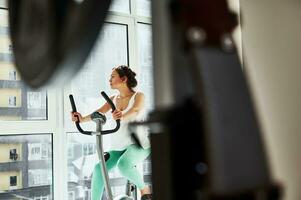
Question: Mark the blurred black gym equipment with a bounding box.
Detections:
[8,0,112,87]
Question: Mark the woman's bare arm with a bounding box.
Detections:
[119,92,145,121]
[80,96,115,122]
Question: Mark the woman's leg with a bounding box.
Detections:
[91,150,124,200]
[117,144,151,190]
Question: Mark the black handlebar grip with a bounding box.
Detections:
[69,94,92,135]
[69,95,79,123]
[69,92,120,135]
[69,95,77,112]
[101,91,116,111]
[100,91,121,134]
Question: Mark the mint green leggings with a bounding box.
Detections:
[91,144,151,200]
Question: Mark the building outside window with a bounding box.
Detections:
[9,148,18,160]
[27,92,43,109]
[68,191,75,200]
[28,143,51,160]
[8,44,12,52]
[68,143,74,159]
[29,169,52,186]
[84,188,90,200]
[8,70,16,80]
[34,195,49,200]
[0,135,53,199]
[82,143,95,156]
[8,96,16,107]
[29,143,41,160]
[10,175,17,186]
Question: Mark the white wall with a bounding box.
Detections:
[240,1,301,199]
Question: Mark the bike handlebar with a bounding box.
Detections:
[100,91,121,134]
[69,91,120,135]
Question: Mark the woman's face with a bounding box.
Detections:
[109,69,125,89]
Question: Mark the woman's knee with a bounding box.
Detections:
[117,159,135,174]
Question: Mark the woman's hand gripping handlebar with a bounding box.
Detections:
[69,91,120,135]
[100,91,121,134]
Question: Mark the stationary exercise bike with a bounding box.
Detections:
[69,91,134,200]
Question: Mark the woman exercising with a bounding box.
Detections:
[71,65,152,200]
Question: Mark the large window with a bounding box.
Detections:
[137,23,154,112]
[0,1,153,199]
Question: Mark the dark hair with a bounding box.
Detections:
[114,65,137,90]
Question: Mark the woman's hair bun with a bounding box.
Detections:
[114,65,138,89]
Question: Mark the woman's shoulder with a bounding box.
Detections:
[134,91,145,100]
[135,91,144,96]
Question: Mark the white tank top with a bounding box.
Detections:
[104,92,150,151]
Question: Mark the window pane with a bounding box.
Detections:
[109,0,130,14]
[137,0,151,17]
[66,23,128,133]
[67,22,128,199]
[0,134,53,200]
[137,23,154,112]
[0,0,7,8]
[0,9,48,121]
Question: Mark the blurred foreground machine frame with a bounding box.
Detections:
[149,0,281,199]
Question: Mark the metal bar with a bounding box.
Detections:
[95,121,113,200]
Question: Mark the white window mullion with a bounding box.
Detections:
[130,0,137,16]
[53,89,68,200]
[128,18,139,72]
